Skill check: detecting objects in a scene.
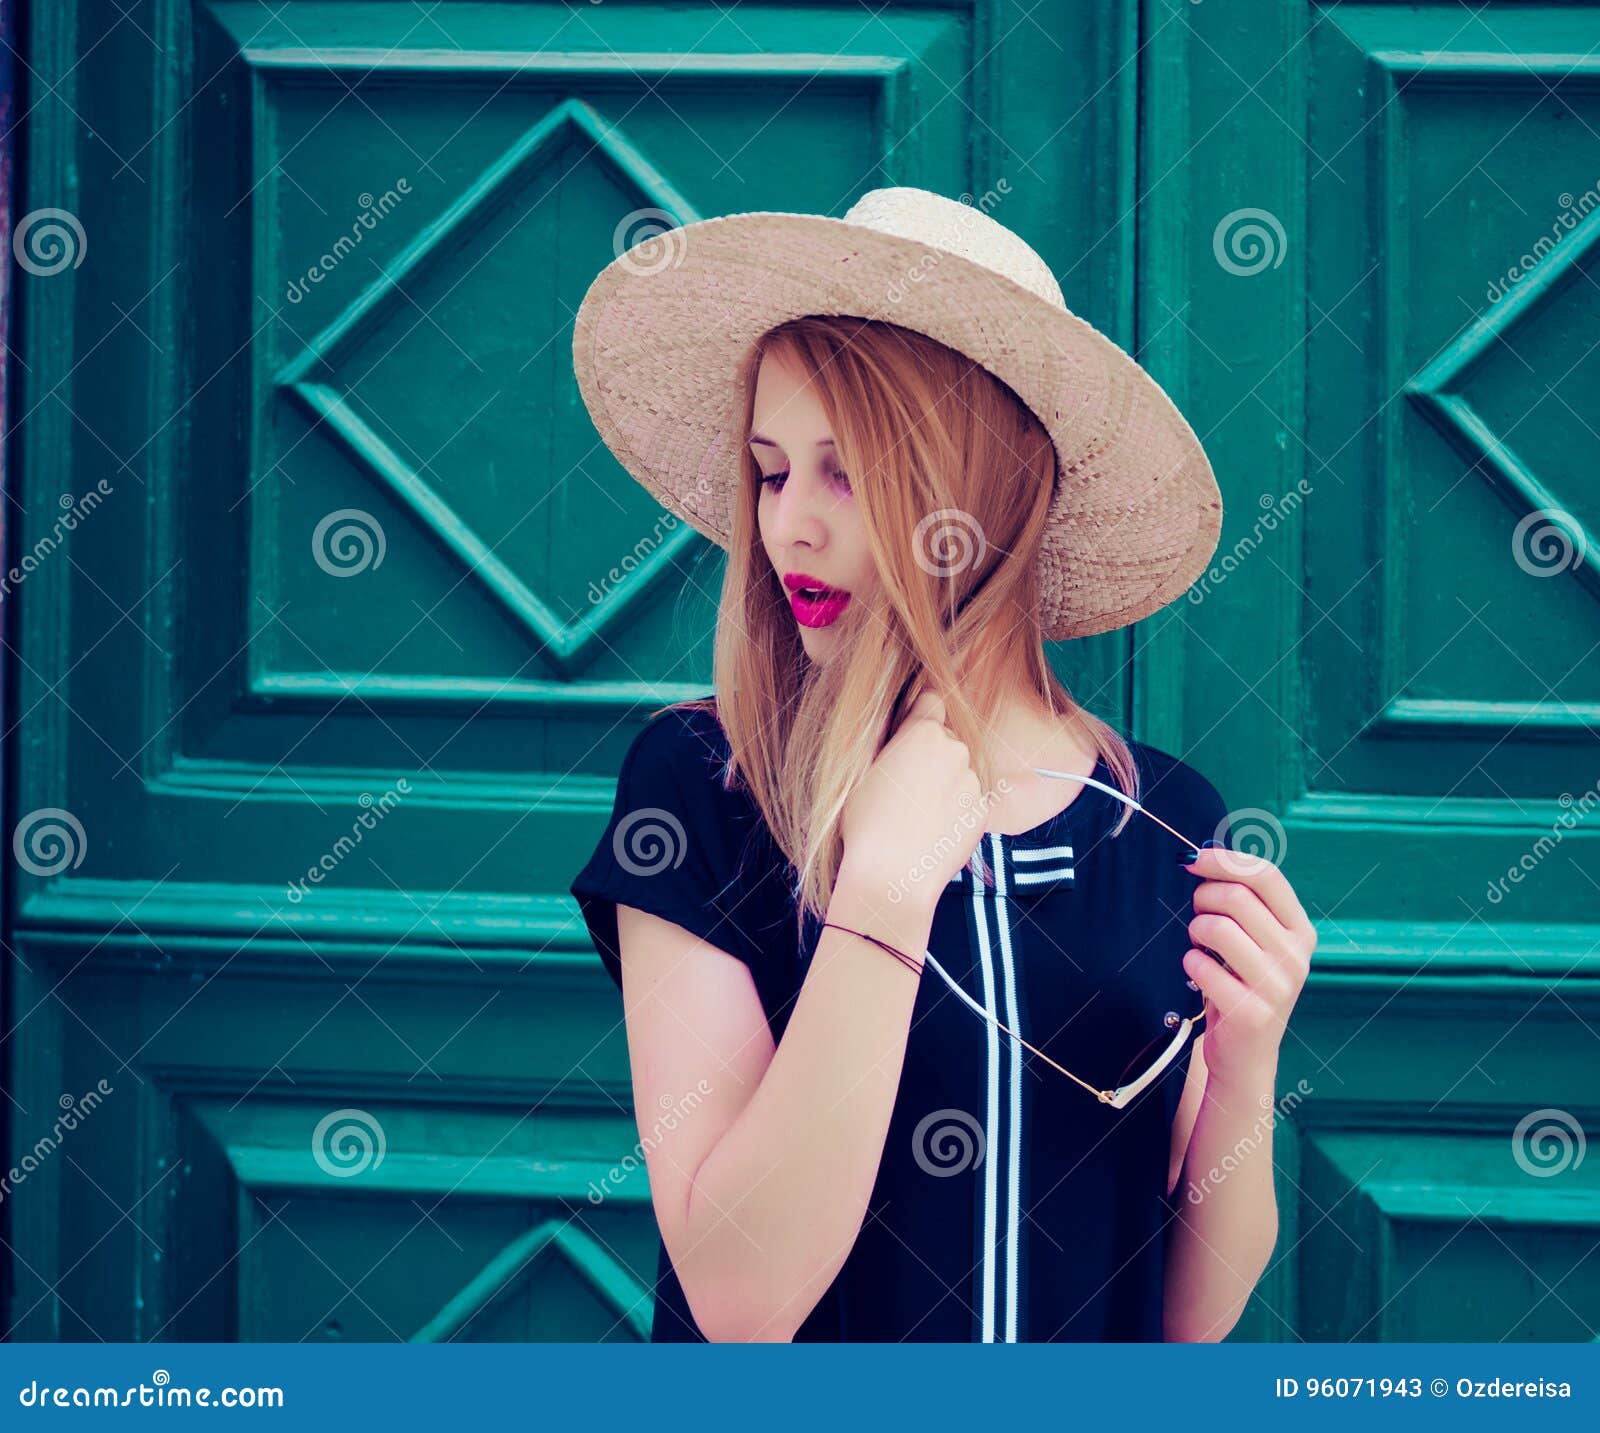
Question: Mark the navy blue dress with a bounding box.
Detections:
[569,701,1231,1342]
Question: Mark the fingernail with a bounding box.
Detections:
[1176,849,1200,866]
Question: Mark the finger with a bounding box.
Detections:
[1190,878,1286,957]
[907,690,947,727]
[1187,912,1271,989]
[1181,946,1253,1019]
[1188,845,1312,938]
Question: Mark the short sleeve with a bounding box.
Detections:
[568,707,769,994]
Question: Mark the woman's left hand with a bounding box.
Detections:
[1179,844,1316,1092]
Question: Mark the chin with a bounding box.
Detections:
[798,628,838,663]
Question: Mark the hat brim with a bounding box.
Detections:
[571,209,1222,641]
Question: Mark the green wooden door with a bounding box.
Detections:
[5,0,1597,1343]
[1146,2,1600,1341]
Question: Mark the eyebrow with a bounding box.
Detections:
[748,435,836,447]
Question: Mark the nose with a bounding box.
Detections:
[764,465,833,552]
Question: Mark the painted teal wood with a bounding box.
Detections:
[1142,0,1600,1343]
[4,0,1140,1343]
[6,0,1597,1345]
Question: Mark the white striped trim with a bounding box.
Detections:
[966,850,1002,1341]
[1010,864,1074,885]
[988,833,1024,1343]
[1012,844,1074,861]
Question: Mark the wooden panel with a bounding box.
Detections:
[1143,0,1600,1342]
[5,0,1140,1341]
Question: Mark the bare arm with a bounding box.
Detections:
[1161,1049,1279,1342]
[1163,841,1315,1341]
[615,868,936,1342]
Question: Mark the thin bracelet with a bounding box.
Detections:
[820,921,925,976]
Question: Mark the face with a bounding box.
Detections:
[748,347,878,663]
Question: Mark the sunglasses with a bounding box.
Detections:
[918,765,1213,1111]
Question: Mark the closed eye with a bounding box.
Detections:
[755,468,851,493]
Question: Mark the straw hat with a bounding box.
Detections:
[571,186,1222,640]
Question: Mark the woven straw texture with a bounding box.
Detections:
[572,187,1222,641]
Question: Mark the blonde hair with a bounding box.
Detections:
[654,315,1137,931]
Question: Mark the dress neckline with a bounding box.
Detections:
[984,753,1116,844]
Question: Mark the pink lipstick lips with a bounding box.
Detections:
[782,571,852,628]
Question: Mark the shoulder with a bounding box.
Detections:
[1123,737,1231,846]
[618,700,765,837]
[623,701,739,801]
[626,699,729,771]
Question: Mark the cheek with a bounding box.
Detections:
[846,535,877,594]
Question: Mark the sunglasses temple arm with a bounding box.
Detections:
[1030,768,1203,852]
[1108,1015,1203,1107]
[921,948,1114,1103]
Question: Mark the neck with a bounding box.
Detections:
[953,635,1092,770]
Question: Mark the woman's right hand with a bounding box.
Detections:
[839,691,988,909]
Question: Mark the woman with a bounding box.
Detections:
[569,188,1317,1343]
